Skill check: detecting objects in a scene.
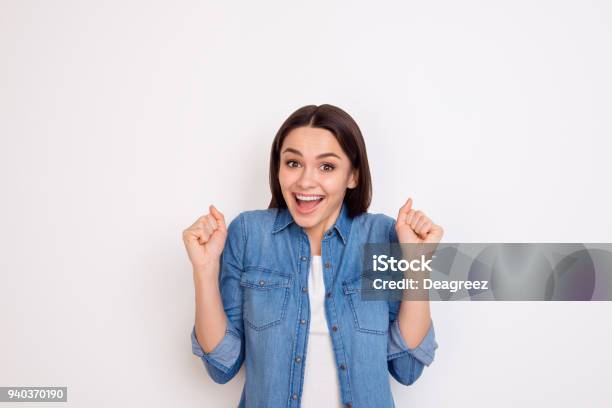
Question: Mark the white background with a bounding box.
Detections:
[1,1,612,407]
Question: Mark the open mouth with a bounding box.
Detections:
[293,193,325,214]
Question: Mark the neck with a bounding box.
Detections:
[305,204,342,256]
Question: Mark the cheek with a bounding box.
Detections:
[278,168,294,190]
[321,174,350,197]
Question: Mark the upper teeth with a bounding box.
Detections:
[296,195,323,201]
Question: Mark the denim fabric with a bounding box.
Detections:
[191,202,438,407]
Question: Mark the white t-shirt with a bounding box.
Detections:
[300,255,343,407]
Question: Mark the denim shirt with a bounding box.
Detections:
[190,202,438,408]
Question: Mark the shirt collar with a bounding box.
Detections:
[271,201,352,245]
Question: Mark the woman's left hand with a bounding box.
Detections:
[395,198,444,244]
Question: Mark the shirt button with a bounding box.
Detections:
[300,256,307,261]
[324,262,331,268]
[292,394,298,400]
[302,287,308,293]
[339,363,346,370]
[295,356,302,363]
[332,325,338,332]
[300,319,307,325]
[325,292,331,298]
[327,231,333,237]
[258,280,265,286]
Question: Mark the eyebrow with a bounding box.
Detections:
[281,147,341,160]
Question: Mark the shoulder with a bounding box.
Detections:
[238,208,278,227]
[226,208,279,237]
[353,211,396,231]
[349,211,397,242]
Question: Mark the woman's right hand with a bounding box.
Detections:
[182,205,227,274]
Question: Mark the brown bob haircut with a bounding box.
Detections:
[268,104,372,218]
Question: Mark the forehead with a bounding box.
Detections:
[281,126,347,158]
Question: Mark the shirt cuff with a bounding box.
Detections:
[191,326,242,373]
[388,319,438,366]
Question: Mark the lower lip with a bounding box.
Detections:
[293,195,324,215]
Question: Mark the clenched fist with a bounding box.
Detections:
[396,198,444,244]
[182,205,227,273]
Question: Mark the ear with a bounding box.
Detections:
[347,168,359,189]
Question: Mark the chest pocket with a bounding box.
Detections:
[240,267,292,331]
[343,276,389,335]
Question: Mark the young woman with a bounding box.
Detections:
[182,104,443,408]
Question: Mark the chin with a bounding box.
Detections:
[286,205,318,226]
[291,213,320,229]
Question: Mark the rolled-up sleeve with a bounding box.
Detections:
[190,214,246,384]
[387,313,438,385]
[191,325,244,384]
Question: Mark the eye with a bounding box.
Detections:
[320,163,335,172]
[286,160,301,168]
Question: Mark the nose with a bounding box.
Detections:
[296,165,318,190]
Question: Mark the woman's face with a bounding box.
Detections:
[278,126,358,235]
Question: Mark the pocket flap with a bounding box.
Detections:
[240,267,292,289]
[343,275,383,294]
[343,276,362,294]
